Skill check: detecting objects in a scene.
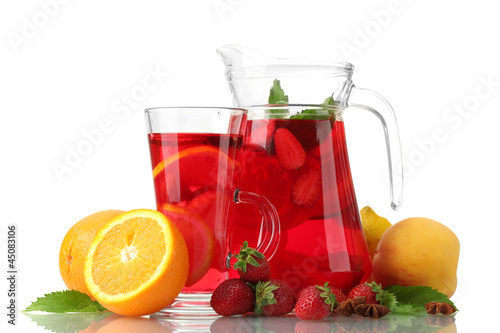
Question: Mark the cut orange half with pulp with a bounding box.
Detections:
[84,209,188,316]
[159,203,215,287]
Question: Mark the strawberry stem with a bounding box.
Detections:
[233,241,264,273]
[316,282,336,313]
[254,281,279,315]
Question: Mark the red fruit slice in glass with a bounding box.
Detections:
[244,119,277,154]
[159,203,215,287]
[153,146,235,189]
[274,128,306,171]
[291,168,322,208]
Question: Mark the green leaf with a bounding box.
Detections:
[315,282,336,313]
[268,79,288,105]
[290,96,335,120]
[233,241,264,273]
[24,290,108,313]
[254,281,279,315]
[384,285,457,312]
[367,282,399,311]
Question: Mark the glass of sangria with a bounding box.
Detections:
[145,107,280,318]
[229,104,372,294]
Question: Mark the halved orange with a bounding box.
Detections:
[59,210,125,299]
[84,209,188,316]
[159,203,215,287]
[152,146,235,188]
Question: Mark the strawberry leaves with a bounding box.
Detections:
[233,241,265,273]
[317,282,337,312]
[254,281,280,315]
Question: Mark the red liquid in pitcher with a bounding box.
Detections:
[148,132,242,293]
[229,118,372,294]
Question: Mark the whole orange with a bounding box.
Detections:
[59,210,125,297]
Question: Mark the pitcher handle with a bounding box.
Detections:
[233,189,281,261]
[349,86,403,210]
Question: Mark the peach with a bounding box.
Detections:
[372,217,459,297]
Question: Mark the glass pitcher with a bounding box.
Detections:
[218,45,403,293]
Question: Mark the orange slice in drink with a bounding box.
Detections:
[159,203,215,287]
[152,146,236,188]
[185,187,218,228]
[84,209,189,316]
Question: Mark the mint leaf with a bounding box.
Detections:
[24,290,108,313]
[367,282,399,311]
[268,79,288,105]
[384,285,456,311]
[266,79,335,120]
[290,96,335,120]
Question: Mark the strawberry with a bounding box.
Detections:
[330,286,347,306]
[210,278,255,316]
[274,128,306,171]
[255,279,296,316]
[234,241,272,283]
[347,282,380,304]
[291,168,322,207]
[294,283,337,320]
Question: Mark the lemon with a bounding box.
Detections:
[360,206,392,258]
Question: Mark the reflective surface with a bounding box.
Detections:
[22,311,460,333]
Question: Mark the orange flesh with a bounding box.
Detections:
[91,217,166,295]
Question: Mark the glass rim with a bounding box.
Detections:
[144,106,247,114]
[246,104,336,108]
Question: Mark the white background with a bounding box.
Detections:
[1,0,499,331]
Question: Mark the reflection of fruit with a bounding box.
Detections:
[360,206,392,258]
[210,316,254,332]
[59,210,125,298]
[97,316,172,333]
[152,146,234,187]
[372,217,460,298]
[84,209,188,316]
[160,203,215,287]
[274,128,306,171]
[80,314,122,333]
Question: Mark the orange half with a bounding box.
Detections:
[84,209,188,316]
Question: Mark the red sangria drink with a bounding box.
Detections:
[148,132,242,293]
[229,105,373,294]
[145,107,280,317]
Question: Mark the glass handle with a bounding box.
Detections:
[233,189,281,260]
[349,86,403,210]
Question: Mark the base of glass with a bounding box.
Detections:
[150,293,219,320]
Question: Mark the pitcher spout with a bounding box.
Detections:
[216,45,276,69]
